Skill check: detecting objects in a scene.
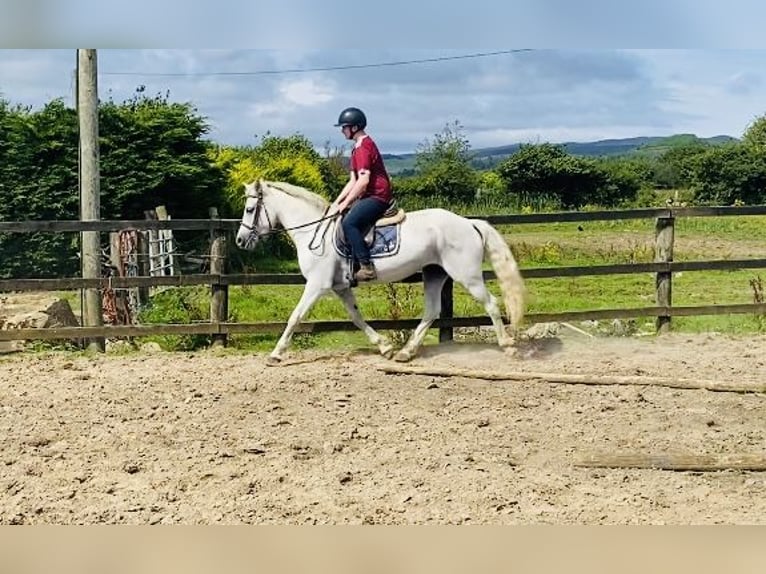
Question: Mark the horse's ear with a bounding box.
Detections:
[243,180,260,193]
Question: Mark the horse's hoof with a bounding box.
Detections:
[266,355,282,367]
[394,350,412,363]
[502,346,518,358]
[380,344,395,359]
[499,337,516,349]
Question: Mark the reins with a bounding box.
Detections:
[241,190,342,253]
[245,207,340,237]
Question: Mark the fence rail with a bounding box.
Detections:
[2,205,766,346]
[4,303,766,343]
[3,204,766,233]
[5,257,766,293]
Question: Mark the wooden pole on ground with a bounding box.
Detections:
[376,364,766,394]
[575,453,766,472]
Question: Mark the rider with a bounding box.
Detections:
[332,107,393,282]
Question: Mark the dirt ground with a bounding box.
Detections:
[1,331,765,525]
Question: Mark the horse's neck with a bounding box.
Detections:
[266,190,326,247]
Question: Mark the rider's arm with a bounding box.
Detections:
[333,171,356,206]
[338,170,370,211]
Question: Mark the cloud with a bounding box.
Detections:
[726,72,762,95]
[2,49,766,153]
[0,50,74,105]
[280,78,335,107]
[3,0,766,49]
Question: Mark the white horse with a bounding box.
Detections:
[235,180,525,365]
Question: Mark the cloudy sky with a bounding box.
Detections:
[1,49,765,154]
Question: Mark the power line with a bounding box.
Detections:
[101,49,534,77]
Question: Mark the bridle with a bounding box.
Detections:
[239,182,342,251]
[240,184,273,236]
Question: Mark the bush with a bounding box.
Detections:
[692,144,766,205]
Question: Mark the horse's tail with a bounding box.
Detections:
[472,219,525,330]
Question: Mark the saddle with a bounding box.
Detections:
[362,205,405,245]
[334,204,406,259]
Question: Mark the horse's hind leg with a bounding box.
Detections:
[334,287,394,359]
[449,270,514,349]
[394,265,449,363]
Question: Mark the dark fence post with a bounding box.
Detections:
[439,277,454,342]
[136,230,150,307]
[655,215,675,333]
[209,207,229,347]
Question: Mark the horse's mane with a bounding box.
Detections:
[264,180,329,212]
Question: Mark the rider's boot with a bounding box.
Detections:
[354,261,377,282]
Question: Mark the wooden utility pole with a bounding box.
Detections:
[78,49,104,352]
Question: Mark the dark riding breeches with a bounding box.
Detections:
[341,197,389,264]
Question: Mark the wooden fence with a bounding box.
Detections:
[3,205,766,346]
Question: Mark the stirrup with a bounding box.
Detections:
[346,260,358,287]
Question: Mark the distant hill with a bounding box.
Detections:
[383,133,738,175]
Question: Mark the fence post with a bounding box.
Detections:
[155,205,176,276]
[105,232,130,325]
[655,215,675,333]
[209,207,228,348]
[136,230,150,307]
[439,277,454,342]
[144,209,160,286]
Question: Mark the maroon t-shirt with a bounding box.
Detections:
[350,135,392,203]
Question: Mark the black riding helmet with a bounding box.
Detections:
[335,107,367,130]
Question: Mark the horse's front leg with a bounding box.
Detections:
[334,287,394,359]
[268,281,329,365]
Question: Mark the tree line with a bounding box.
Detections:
[1,90,765,278]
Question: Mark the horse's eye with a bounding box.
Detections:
[245,207,254,214]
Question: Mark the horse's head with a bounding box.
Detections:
[235,180,273,251]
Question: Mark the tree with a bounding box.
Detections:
[692,143,766,205]
[0,99,80,278]
[409,120,479,204]
[98,91,226,220]
[595,156,651,205]
[652,143,709,189]
[209,133,337,216]
[0,91,228,278]
[742,114,766,149]
[495,143,606,208]
[208,133,343,267]
[476,171,505,201]
[321,140,349,196]
[495,143,647,209]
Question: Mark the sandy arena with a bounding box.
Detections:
[1,332,765,524]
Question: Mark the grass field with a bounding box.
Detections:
[126,212,766,352]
